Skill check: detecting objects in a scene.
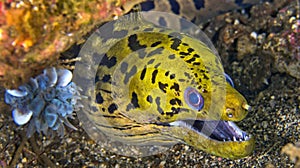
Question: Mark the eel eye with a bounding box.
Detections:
[224,73,234,87]
[184,87,204,111]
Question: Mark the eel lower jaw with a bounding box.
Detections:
[169,120,251,142]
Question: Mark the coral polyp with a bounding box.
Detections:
[4,67,82,137]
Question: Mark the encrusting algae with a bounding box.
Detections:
[0,0,139,89]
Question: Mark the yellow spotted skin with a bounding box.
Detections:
[75,13,254,159]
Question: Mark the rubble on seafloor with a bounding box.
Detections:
[281,143,300,167]
[204,0,299,95]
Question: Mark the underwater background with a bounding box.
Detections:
[0,0,299,167]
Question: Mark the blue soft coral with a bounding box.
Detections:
[4,67,82,137]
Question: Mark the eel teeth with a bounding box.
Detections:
[244,135,250,141]
[233,136,237,141]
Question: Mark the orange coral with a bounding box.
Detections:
[0,0,143,89]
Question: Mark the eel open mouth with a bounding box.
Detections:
[169,120,251,142]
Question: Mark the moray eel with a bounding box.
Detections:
[74,11,254,159]
[140,0,264,24]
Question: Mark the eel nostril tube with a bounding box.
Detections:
[242,103,251,111]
